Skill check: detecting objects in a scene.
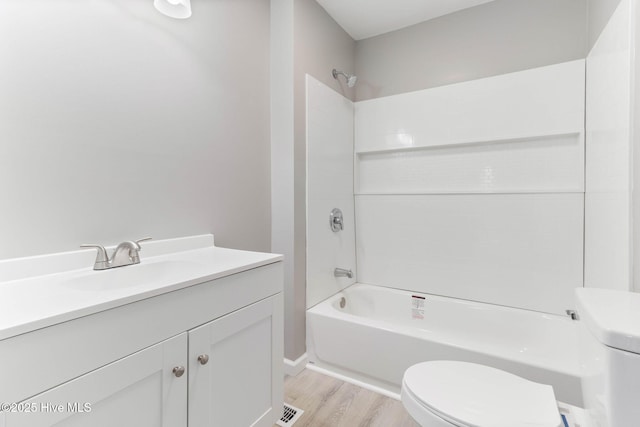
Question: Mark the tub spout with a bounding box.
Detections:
[334,268,353,279]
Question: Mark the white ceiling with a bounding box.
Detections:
[315,0,498,40]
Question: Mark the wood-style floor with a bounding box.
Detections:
[276,369,420,427]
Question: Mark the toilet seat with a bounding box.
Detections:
[401,361,563,427]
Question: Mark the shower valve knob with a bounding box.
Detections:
[330,208,344,232]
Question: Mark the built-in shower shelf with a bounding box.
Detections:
[354,130,584,195]
[354,131,582,156]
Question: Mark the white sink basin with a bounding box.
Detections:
[61,260,204,291]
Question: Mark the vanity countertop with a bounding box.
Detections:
[0,235,282,341]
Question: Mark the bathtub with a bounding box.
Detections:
[307,283,584,406]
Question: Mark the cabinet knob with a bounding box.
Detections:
[172,366,185,377]
[197,354,209,365]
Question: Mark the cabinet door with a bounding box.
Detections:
[188,294,283,427]
[1,333,187,427]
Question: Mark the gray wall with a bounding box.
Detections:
[354,0,588,101]
[289,0,355,360]
[0,0,271,260]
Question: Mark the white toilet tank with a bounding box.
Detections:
[576,288,640,427]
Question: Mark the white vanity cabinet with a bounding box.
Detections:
[0,257,283,427]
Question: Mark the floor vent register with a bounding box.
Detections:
[276,404,304,426]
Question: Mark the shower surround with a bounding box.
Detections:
[307,59,585,315]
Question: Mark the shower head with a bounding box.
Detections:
[332,69,357,88]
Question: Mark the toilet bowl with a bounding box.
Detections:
[401,361,564,427]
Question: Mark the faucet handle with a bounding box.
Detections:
[127,238,151,264]
[80,244,110,270]
[135,237,152,247]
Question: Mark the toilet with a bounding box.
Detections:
[401,287,640,427]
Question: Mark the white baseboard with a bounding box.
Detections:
[284,353,308,377]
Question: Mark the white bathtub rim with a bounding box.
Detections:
[324,282,575,320]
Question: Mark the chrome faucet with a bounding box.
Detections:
[334,268,353,279]
[81,237,152,270]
